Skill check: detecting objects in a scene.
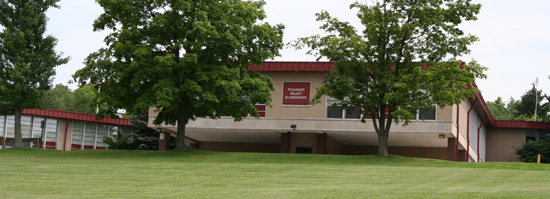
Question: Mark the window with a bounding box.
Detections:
[295,146,313,154]
[326,96,361,119]
[71,121,84,150]
[73,122,124,150]
[6,116,15,138]
[44,119,58,149]
[109,126,119,137]
[96,124,109,149]
[254,104,266,118]
[20,116,32,138]
[409,107,436,120]
[221,104,266,118]
[0,116,4,138]
[83,122,96,149]
[526,130,550,141]
[32,117,45,139]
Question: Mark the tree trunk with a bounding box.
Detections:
[372,106,393,157]
[377,130,389,156]
[175,104,187,151]
[14,108,23,148]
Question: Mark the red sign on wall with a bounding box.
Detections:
[283,82,310,105]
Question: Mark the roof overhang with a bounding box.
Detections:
[23,109,130,126]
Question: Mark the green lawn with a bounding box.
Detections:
[1,148,550,198]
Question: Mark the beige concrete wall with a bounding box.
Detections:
[486,128,524,162]
[148,107,161,127]
[326,135,343,154]
[437,106,453,121]
[267,71,326,119]
[343,145,448,160]
[198,142,279,153]
[289,133,318,153]
[448,100,474,151]
[147,71,328,123]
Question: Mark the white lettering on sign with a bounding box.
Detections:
[285,96,307,99]
[283,82,310,105]
[288,88,305,92]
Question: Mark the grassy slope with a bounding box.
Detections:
[1,148,550,198]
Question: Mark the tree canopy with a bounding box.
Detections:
[0,0,69,147]
[486,97,513,120]
[42,84,73,111]
[73,0,284,150]
[41,84,100,114]
[71,84,98,114]
[488,84,550,122]
[509,84,549,122]
[294,0,486,156]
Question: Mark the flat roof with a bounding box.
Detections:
[22,109,130,126]
[249,61,335,72]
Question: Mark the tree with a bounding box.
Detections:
[71,84,98,114]
[103,109,161,150]
[508,84,549,122]
[42,83,74,111]
[486,97,513,120]
[294,1,486,156]
[514,138,550,163]
[41,83,101,114]
[129,109,160,150]
[0,0,69,148]
[73,0,283,151]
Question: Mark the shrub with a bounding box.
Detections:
[514,138,550,163]
[103,132,138,150]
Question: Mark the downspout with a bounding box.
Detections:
[455,104,460,161]
[466,98,479,162]
[477,115,488,162]
[63,119,70,151]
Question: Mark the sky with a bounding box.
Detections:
[43,0,550,103]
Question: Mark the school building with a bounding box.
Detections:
[2,62,548,162]
[149,61,550,162]
[0,109,132,150]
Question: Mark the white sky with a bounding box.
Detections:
[44,0,550,103]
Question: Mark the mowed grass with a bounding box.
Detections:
[1,149,550,198]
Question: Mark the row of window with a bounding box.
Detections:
[0,115,58,149]
[222,104,267,118]
[326,106,436,120]
[71,121,132,150]
[232,98,437,120]
[526,130,550,141]
[0,115,131,150]
[326,96,436,120]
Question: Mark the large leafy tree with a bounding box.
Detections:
[486,97,513,120]
[295,0,486,156]
[508,84,549,122]
[42,84,74,111]
[73,0,283,150]
[0,0,69,148]
[41,84,101,114]
[71,84,98,114]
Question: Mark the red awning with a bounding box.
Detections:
[22,109,129,126]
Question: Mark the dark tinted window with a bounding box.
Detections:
[327,106,343,118]
[419,108,436,120]
[345,107,361,119]
[296,146,313,154]
[526,130,538,141]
